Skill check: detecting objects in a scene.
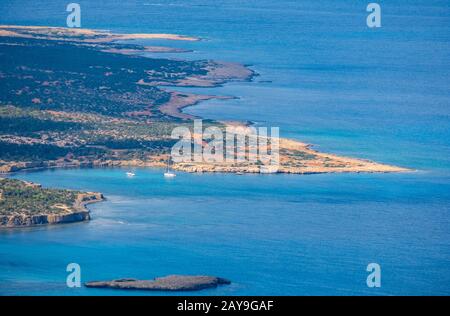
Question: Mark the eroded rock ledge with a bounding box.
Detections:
[0,210,91,227]
[85,275,231,291]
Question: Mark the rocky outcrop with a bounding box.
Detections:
[85,275,231,291]
[74,192,104,210]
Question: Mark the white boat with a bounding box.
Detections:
[164,159,176,178]
[126,172,135,177]
[259,165,278,174]
[164,171,176,178]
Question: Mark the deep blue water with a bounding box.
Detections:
[1,0,450,295]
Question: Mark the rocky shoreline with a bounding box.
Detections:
[0,210,91,227]
[0,153,410,176]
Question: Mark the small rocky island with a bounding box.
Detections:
[85,275,231,291]
[0,178,103,227]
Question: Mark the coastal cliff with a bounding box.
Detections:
[0,210,90,227]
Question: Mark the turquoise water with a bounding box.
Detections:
[1,0,450,295]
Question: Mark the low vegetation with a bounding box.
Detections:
[0,178,79,215]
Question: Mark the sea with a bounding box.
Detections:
[0,0,449,295]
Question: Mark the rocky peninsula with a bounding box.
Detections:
[0,25,410,177]
[0,178,103,228]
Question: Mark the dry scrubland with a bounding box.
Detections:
[0,26,408,226]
